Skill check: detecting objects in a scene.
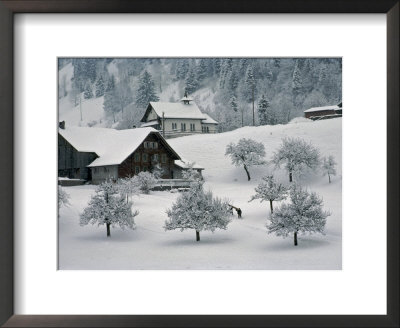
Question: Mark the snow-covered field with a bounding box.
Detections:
[59,118,342,270]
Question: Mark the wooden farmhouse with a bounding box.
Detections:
[304,103,343,120]
[140,93,219,138]
[58,122,191,184]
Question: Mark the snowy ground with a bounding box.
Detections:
[59,118,342,270]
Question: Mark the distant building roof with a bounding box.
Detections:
[144,101,207,120]
[59,126,179,167]
[304,105,340,113]
[141,121,159,127]
[202,113,219,124]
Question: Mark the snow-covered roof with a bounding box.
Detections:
[148,101,206,120]
[141,121,159,127]
[304,105,340,113]
[174,158,204,170]
[59,126,165,167]
[201,113,219,124]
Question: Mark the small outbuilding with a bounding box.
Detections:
[304,104,342,120]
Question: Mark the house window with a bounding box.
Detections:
[181,123,186,131]
[142,153,148,162]
[161,153,167,164]
[135,166,140,174]
[172,123,177,130]
[190,123,195,131]
[144,141,149,149]
[143,166,147,172]
[152,154,159,162]
[206,126,210,133]
[152,142,158,149]
[134,153,140,162]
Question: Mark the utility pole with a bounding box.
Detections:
[162,112,165,138]
[252,84,255,126]
[79,93,83,121]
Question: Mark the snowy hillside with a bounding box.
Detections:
[59,118,342,270]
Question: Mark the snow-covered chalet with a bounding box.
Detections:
[58,122,202,184]
[140,92,218,138]
[304,102,343,120]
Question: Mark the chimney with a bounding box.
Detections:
[59,121,65,129]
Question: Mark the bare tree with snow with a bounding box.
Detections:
[267,184,330,246]
[164,181,231,242]
[322,155,337,183]
[132,171,157,194]
[272,137,320,182]
[249,175,288,213]
[225,138,266,181]
[58,186,70,208]
[117,177,140,203]
[80,181,138,237]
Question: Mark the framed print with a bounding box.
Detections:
[0,1,398,327]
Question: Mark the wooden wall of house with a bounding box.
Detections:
[118,134,176,179]
[58,134,98,180]
[305,110,336,119]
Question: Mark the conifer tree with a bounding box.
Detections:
[230,95,238,112]
[196,59,207,82]
[258,94,271,125]
[292,60,303,96]
[185,68,199,94]
[83,83,93,99]
[135,70,159,108]
[80,181,138,237]
[267,184,330,246]
[249,175,287,213]
[95,75,105,97]
[106,74,116,92]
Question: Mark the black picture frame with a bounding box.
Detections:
[0,1,398,327]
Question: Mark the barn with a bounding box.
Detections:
[304,103,342,120]
[58,122,184,184]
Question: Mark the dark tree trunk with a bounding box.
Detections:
[289,171,293,183]
[328,173,331,183]
[106,223,111,237]
[196,230,200,242]
[269,199,273,214]
[294,231,298,246]
[243,165,251,181]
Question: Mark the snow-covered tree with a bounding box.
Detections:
[164,182,231,241]
[103,88,120,122]
[272,137,320,182]
[257,94,271,125]
[117,177,140,203]
[249,175,287,213]
[185,68,199,94]
[322,155,337,183]
[106,74,115,92]
[225,138,266,181]
[267,184,330,246]
[83,83,93,99]
[151,163,165,180]
[196,58,207,82]
[230,95,238,112]
[135,70,159,108]
[132,171,157,194]
[181,162,202,182]
[292,60,303,96]
[58,186,70,208]
[80,181,138,237]
[95,75,105,98]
